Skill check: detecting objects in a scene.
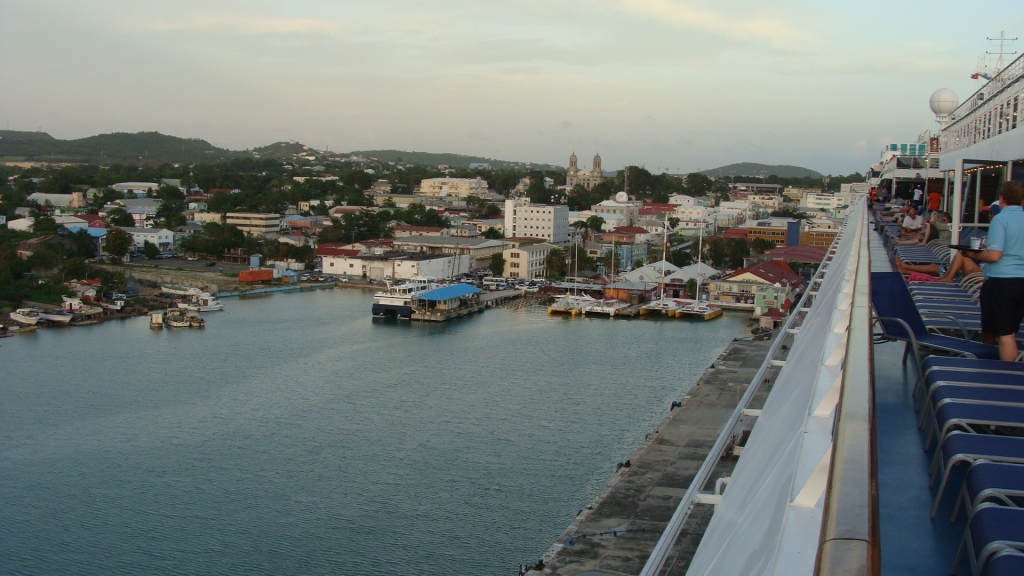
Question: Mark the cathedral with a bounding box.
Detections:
[566,152,605,190]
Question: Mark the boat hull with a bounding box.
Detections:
[9,312,39,325]
[372,303,412,319]
[39,312,73,324]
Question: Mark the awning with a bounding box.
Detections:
[416,283,481,301]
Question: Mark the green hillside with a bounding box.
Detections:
[0,130,237,162]
[700,162,822,179]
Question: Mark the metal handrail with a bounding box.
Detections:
[637,199,862,576]
[813,206,880,575]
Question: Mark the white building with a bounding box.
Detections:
[674,206,715,220]
[322,253,470,281]
[804,193,844,211]
[419,177,488,197]
[117,227,174,250]
[225,213,281,237]
[504,198,569,243]
[592,198,639,226]
[502,242,555,279]
[668,194,708,208]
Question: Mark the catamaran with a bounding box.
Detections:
[640,215,682,317]
[677,222,722,321]
[548,242,597,315]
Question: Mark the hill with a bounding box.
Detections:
[345,149,562,171]
[700,162,822,179]
[0,130,237,163]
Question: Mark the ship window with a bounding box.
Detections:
[1015,95,1019,130]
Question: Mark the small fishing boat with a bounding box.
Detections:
[187,311,205,328]
[150,311,164,328]
[9,308,40,325]
[100,299,125,311]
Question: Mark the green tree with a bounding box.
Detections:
[685,278,698,298]
[105,227,133,259]
[705,237,729,269]
[143,240,160,260]
[67,228,97,258]
[482,227,503,239]
[585,215,606,233]
[545,247,568,279]
[106,207,135,227]
[31,214,58,235]
[750,238,775,254]
[770,205,807,220]
[489,253,506,276]
[725,237,751,269]
[685,172,712,197]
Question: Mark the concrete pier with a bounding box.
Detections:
[533,337,778,575]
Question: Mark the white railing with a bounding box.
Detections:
[940,51,1024,154]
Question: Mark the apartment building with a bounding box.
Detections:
[419,177,488,197]
[504,198,569,243]
[225,213,281,237]
[502,242,555,279]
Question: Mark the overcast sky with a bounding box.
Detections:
[2,1,1021,174]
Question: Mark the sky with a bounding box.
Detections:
[1,1,1022,175]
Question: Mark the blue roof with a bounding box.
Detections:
[67,226,107,238]
[416,283,481,301]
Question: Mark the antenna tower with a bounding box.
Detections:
[975,31,1017,80]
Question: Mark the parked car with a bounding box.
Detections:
[326,276,335,282]
[337,277,349,283]
[205,261,216,267]
[314,267,322,273]
[124,290,139,298]
[186,256,198,261]
[301,274,310,281]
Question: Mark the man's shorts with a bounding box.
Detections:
[980,277,1024,336]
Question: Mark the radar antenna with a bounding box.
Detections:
[973,31,1017,81]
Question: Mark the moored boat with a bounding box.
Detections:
[372,276,438,318]
[584,299,630,317]
[547,294,597,316]
[38,309,74,324]
[149,311,164,328]
[164,308,191,328]
[9,308,40,325]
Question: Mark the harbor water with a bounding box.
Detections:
[0,289,746,575]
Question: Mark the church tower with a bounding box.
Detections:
[592,153,602,175]
[569,152,578,173]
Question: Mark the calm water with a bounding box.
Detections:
[1,288,745,575]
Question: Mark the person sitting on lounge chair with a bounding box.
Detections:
[893,251,983,283]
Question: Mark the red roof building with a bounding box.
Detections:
[764,245,829,265]
[724,260,802,287]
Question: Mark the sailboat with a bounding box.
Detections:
[641,214,681,317]
[548,241,597,316]
[678,222,723,321]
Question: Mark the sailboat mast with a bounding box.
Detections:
[660,213,668,303]
[694,222,704,301]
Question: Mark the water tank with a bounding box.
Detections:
[615,191,629,203]
[929,88,958,116]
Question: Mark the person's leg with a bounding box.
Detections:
[894,255,940,276]
[996,334,1019,362]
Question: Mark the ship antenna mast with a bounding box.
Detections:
[987,30,1018,73]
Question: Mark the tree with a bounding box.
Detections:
[705,237,729,269]
[155,197,187,229]
[750,238,775,254]
[725,237,750,269]
[770,205,807,220]
[685,172,712,197]
[105,227,133,259]
[668,216,680,230]
[68,228,97,258]
[667,248,692,267]
[106,207,135,227]
[31,214,58,235]
[685,278,698,298]
[482,227,503,239]
[489,253,506,276]
[143,240,160,260]
[585,214,606,233]
[545,248,568,279]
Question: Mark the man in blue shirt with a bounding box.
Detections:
[965,181,1024,361]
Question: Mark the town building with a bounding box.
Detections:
[502,242,555,279]
[566,152,606,190]
[392,225,449,238]
[799,219,842,247]
[462,219,505,235]
[321,252,469,281]
[503,198,569,243]
[116,227,174,250]
[225,213,281,237]
[591,198,639,226]
[391,236,507,269]
[740,218,800,247]
[26,192,86,214]
[111,182,160,196]
[706,260,802,310]
[419,177,487,197]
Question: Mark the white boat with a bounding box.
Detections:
[149,311,164,328]
[677,301,723,321]
[100,300,125,311]
[585,299,630,316]
[187,311,205,328]
[641,215,682,317]
[372,276,439,319]
[161,284,195,296]
[548,293,598,316]
[177,292,223,312]
[9,308,40,325]
[38,309,74,324]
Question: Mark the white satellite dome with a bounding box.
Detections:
[615,191,629,203]
[929,88,959,116]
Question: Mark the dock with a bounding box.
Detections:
[409,289,521,322]
[532,337,780,575]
